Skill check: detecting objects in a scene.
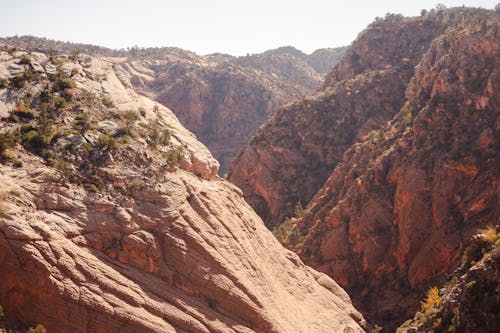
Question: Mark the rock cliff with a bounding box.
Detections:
[397,226,499,333]
[229,7,499,330]
[229,10,470,227]
[0,49,365,332]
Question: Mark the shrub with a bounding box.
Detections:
[164,145,183,166]
[13,104,35,119]
[28,324,47,333]
[47,157,74,181]
[119,110,140,134]
[147,124,171,148]
[0,130,19,162]
[73,112,92,134]
[52,76,76,92]
[421,286,441,312]
[478,225,499,244]
[95,134,121,151]
[52,96,67,109]
[127,179,143,192]
[102,95,114,108]
[138,106,146,117]
[11,74,26,88]
[21,120,54,153]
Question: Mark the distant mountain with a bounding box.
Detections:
[1,36,346,173]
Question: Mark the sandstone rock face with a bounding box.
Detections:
[294,11,499,329]
[229,7,498,329]
[229,11,461,227]
[0,50,365,332]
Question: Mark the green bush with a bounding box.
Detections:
[0,130,19,162]
[52,76,76,92]
[119,110,140,134]
[21,116,54,153]
[73,112,92,134]
[52,96,67,109]
[13,104,36,119]
[47,157,74,181]
[164,145,184,166]
[147,124,171,148]
[95,134,121,151]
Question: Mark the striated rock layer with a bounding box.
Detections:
[0,49,365,332]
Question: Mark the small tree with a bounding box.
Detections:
[421,286,441,311]
[119,110,139,135]
[435,3,446,11]
[0,130,19,162]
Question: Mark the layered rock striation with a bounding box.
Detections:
[0,48,365,332]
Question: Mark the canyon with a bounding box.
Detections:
[229,7,499,331]
[0,5,498,333]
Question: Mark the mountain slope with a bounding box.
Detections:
[228,7,498,330]
[293,13,499,328]
[1,37,346,173]
[0,48,366,332]
[228,10,472,227]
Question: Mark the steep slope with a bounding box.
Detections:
[118,54,314,174]
[397,226,499,333]
[289,11,499,330]
[228,10,475,227]
[0,48,366,332]
[124,48,333,173]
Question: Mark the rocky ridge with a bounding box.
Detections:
[1,37,346,173]
[0,49,366,332]
[228,10,472,227]
[228,7,499,330]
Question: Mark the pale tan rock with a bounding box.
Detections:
[0,50,365,332]
[0,160,366,333]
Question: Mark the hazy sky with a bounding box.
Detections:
[0,0,497,55]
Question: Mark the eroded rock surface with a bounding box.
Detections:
[229,7,499,330]
[295,10,499,330]
[0,49,365,332]
[228,11,465,227]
